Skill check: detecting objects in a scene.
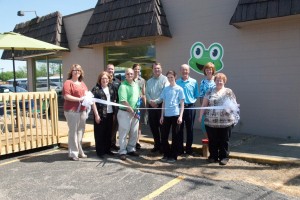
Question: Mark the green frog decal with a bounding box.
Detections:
[188,42,224,75]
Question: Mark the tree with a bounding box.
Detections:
[16,66,27,78]
[36,65,47,77]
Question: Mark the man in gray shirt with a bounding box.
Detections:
[146,62,168,153]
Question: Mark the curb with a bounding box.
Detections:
[58,130,300,166]
[139,138,300,166]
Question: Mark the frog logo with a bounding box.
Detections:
[188,42,224,75]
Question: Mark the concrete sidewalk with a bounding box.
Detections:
[59,121,300,165]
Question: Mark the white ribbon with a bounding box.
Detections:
[81,91,95,119]
[81,91,240,121]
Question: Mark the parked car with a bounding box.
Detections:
[114,70,125,81]
[36,82,62,94]
[0,84,28,93]
[0,84,34,110]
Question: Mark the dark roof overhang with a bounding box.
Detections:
[1,11,69,60]
[230,0,300,28]
[78,0,172,48]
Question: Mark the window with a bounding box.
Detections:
[34,57,63,91]
[105,44,155,80]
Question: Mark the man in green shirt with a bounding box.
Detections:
[117,68,141,161]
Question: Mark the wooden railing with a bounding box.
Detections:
[0,91,59,155]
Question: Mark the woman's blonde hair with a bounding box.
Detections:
[202,62,216,76]
[67,64,84,81]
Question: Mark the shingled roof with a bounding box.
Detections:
[78,0,171,47]
[1,11,69,60]
[230,0,300,26]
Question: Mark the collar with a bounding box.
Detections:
[123,80,135,86]
[180,76,190,82]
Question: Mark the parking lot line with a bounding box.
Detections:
[141,176,185,200]
[0,149,60,167]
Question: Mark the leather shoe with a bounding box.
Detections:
[97,154,105,159]
[127,151,139,157]
[219,158,229,165]
[70,157,79,161]
[120,154,126,160]
[207,158,218,163]
[136,143,141,150]
[160,156,168,162]
[78,154,87,158]
[186,151,197,157]
[111,144,120,151]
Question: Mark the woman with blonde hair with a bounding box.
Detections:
[63,64,88,161]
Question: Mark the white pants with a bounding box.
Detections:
[64,111,87,158]
[117,110,139,155]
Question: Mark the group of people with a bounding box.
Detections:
[62,61,239,165]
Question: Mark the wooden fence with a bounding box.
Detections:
[0,91,59,155]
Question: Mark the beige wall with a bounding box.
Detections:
[62,10,105,90]
[62,1,300,139]
[157,0,300,139]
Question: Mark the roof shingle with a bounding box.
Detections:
[1,11,69,60]
[78,0,171,47]
[230,0,300,26]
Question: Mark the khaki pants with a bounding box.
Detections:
[64,110,87,158]
[117,110,139,155]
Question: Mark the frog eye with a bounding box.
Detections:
[193,44,204,59]
[209,44,223,60]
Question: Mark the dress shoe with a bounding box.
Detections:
[111,144,120,151]
[70,157,79,161]
[207,158,218,163]
[219,158,229,165]
[127,151,139,157]
[120,154,126,160]
[97,154,105,159]
[166,158,176,163]
[136,143,141,150]
[78,154,87,158]
[186,151,197,157]
[160,156,168,162]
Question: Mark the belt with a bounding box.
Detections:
[184,103,194,108]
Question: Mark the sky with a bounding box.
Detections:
[0,0,98,72]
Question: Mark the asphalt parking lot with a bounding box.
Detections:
[0,142,297,200]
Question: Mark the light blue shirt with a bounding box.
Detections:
[146,74,168,104]
[160,85,185,117]
[199,78,216,98]
[176,77,199,104]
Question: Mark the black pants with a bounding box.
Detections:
[148,105,163,149]
[94,113,113,156]
[111,110,119,146]
[161,116,180,160]
[205,125,232,160]
[178,105,196,153]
